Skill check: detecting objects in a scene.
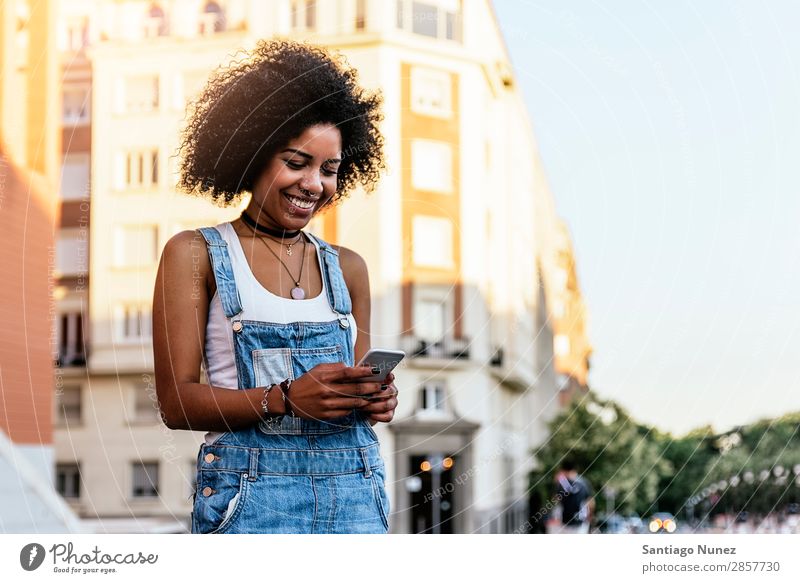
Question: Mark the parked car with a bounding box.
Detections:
[648,512,677,533]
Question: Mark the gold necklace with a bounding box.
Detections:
[254,233,308,299]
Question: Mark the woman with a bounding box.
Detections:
[152,40,398,534]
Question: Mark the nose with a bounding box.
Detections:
[298,167,323,195]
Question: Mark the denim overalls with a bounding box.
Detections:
[190,226,390,534]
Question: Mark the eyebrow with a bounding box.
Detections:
[281,148,341,163]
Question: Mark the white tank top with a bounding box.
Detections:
[202,222,357,444]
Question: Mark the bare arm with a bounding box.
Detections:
[152,230,280,431]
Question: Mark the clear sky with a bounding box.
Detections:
[493,0,800,435]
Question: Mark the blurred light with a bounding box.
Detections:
[420,461,431,472]
[744,471,754,483]
[665,519,677,533]
[759,470,770,481]
[774,465,784,477]
[649,519,661,533]
[405,476,422,492]
[442,457,453,470]
[793,464,800,476]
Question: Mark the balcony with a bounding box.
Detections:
[400,335,471,369]
[55,352,87,368]
[487,345,534,392]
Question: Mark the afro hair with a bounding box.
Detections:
[177,39,385,207]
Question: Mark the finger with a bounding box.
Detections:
[322,409,360,420]
[382,372,395,384]
[329,382,382,397]
[358,398,397,414]
[362,387,397,400]
[334,365,380,381]
[366,412,393,423]
[326,397,371,410]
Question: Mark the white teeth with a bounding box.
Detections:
[286,195,314,209]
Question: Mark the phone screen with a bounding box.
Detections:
[356,349,405,382]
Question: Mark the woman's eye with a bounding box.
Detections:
[285,161,303,169]
[322,167,339,176]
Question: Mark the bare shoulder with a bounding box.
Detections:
[159,229,213,292]
[161,229,209,266]
[330,244,369,285]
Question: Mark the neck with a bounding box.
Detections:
[241,210,301,239]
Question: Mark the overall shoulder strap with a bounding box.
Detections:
[197,226,243,319]
[305,232,352,316]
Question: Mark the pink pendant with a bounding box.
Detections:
[291,286,306,300]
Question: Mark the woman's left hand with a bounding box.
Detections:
[358,372,398,423]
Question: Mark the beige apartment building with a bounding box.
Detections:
[53,0,591,533]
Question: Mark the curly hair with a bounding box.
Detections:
[177,39,385,207]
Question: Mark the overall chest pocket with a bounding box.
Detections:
[252,345,343,387]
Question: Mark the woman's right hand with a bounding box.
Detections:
[285,363,383,420]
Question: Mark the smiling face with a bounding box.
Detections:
[245,123,342,231]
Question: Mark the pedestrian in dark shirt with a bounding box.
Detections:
[554,460,594,534]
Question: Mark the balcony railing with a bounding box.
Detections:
[400,335,470,361]
[55,351,87,368]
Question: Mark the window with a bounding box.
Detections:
[59,154,90,200]
[412,215,453,268]
[412,2,437,37]
[355,0,366,30]
[113,224,158,268]
[123,75,159,113]
[419,381,447,413]
[410,66,451,118]
[63,86,90,125]
[132,462,159,498]
[411,140,452,192]
[414,298,445,342]
[56,228,89,278]
[554,334,570,356]
[144,4,168,37]
[115,149,159,190]
[56,311,86,366]
[114,305,153,341]
[55,385,82,425]
[61,18,89,52]
[291,0,316,31]
[56,464,81,499]
[396,0,461,42]
[199,1,226,34]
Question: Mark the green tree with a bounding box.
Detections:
[530,393,671,517]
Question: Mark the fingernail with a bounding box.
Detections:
[381,384,389,391]
[371,366,380,374]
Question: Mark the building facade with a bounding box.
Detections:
[0,0,84,533]
[52,0,588,533]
